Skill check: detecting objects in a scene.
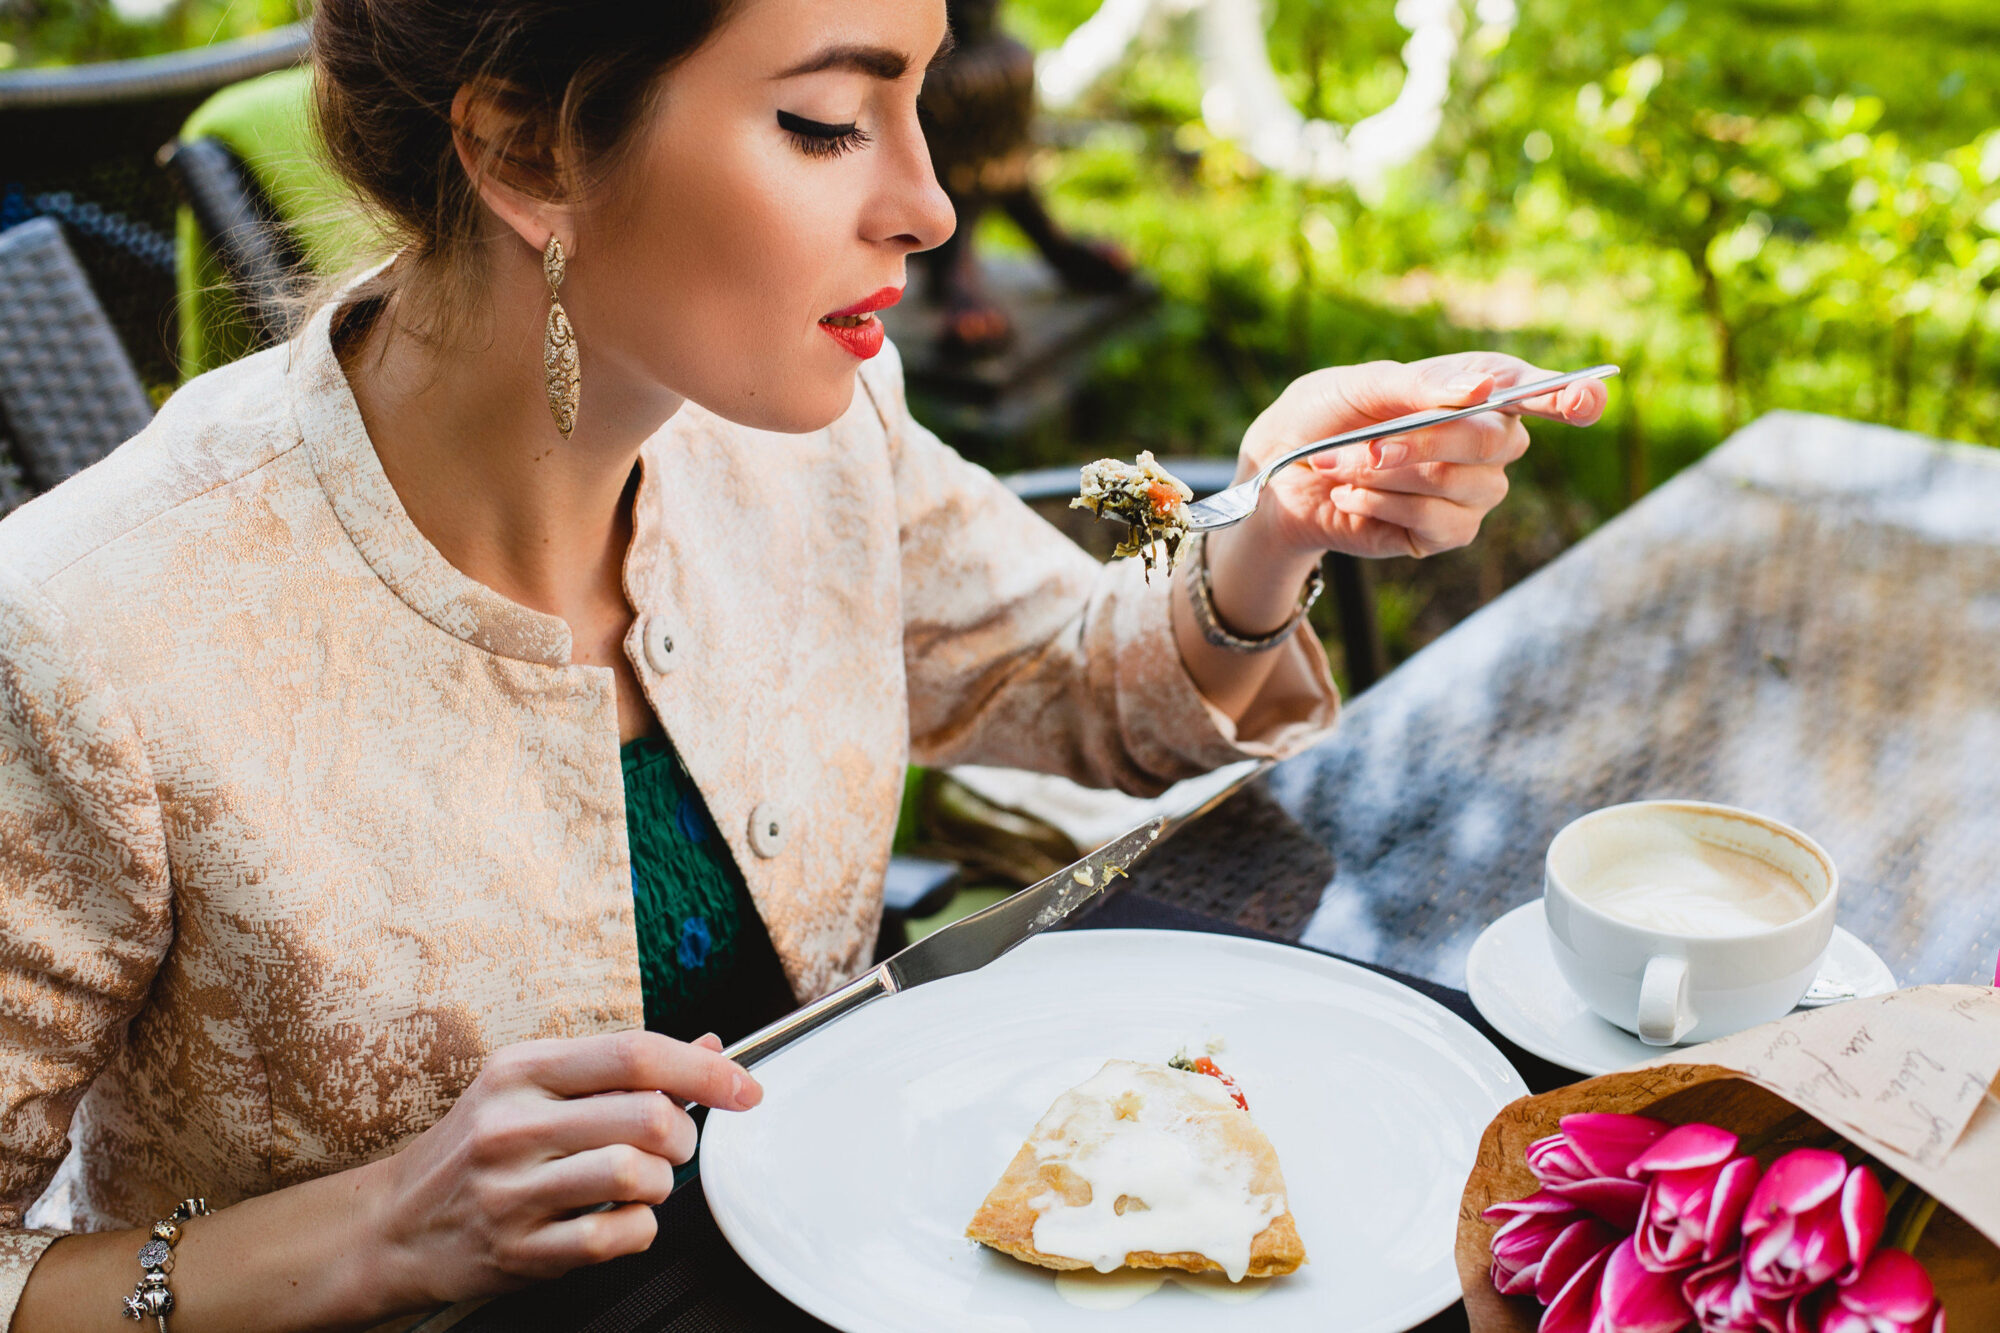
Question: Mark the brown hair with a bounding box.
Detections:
[308,0,735,344]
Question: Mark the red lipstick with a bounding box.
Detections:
[818,286,902,360]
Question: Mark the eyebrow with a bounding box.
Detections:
[775,30,957,81]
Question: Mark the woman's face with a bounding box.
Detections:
[569,0,956,434]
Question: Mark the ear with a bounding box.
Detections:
[450,80,575,257]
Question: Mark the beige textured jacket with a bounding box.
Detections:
[0,292,1337,1323]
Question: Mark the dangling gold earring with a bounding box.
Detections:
[542,235,580,438]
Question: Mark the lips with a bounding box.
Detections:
[818,285,902,360]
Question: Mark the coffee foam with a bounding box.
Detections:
[1562,821,1817,938]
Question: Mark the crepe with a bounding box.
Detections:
[965,1059,1306,1282]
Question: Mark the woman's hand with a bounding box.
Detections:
[1171,353,1607,720]
[1225,352,1609,567]
[363,1029,760,1310]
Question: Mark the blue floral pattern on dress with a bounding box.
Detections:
[676,792,707,844]
[677,916,713,970]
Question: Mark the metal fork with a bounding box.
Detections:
[1181,364,1621,533]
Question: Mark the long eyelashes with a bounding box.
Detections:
[777,110,873,159]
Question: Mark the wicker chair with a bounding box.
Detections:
[0,24,311,395]
[0,218,156,517]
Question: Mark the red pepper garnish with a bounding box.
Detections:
[1145,481,1183,516]
[1186,1055,1248,1112]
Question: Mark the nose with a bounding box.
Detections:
[867,116,956,254]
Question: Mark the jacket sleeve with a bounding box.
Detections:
[0,567,174,1324]
[861,340,1340,797]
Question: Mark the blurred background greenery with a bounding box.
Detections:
[8,0,1999,682]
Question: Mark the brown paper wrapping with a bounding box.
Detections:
[1457,986,2000,1331]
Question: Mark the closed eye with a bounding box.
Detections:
[777,110,873,159]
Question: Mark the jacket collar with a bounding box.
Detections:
[289,278,576,667]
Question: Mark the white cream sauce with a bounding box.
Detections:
[1054,1268,1271,1308]
[1027,1061,1284,1283]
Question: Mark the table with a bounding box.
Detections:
[443,411,2000,1331]
[1135,412,2000,992]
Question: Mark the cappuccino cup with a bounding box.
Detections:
[1543,801,1837,1045]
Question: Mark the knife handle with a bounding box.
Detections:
[576,969,898,1212]
[693,966,892,1105]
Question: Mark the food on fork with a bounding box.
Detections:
[1071,452,1194,580]
[965,1058,1306,1282]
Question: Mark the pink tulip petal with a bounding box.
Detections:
[1561,1113,1671,1179]
[1635,1221,1700,1275]
[1932,1306,1947,1333]
[1541,1243,1612,1333]
[1597,1236,1694,1332]
[1639,1163,1738,1272]
[1549,1176,1649,1231]
[1682,1255,1795,1333]
[1838,1167,1886,1277]
[1680,1255,1726,1305]
[1630,1123,1740,1175]
[1538,1218,1619,1306]
[1746,1217,1795,1275]
[1797,1201,1850,1283]
[1836,1248,1936,1322]
[1746,1150,1849,1225]
[1495,1258,1541,1296]
[1486,1189,1581,1223]
[1531,1134,1595,1185]
[1703,1158,1761,1263]
[1495,1206,1577,1259]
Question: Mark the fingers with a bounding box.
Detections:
[1430,354,1609,427]
[1328,484,1488,557]
[527,1090,702,1165]
[530,1142,678,1214]
[508,1203,660,1279]
[1309,411,1528,474]
[1326,460,1510,511]
[1329,354,1608,432]
[493,1029,761,1110]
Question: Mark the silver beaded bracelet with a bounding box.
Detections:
[124,1197,208,1330]
[1185,531,1324,653]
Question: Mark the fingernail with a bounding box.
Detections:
[1449,374,1489,400]
[734,1071,762,1108]
[1374,441,1408,469]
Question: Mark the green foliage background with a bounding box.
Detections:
[994,0,2000,664]
[10,0,2000,671]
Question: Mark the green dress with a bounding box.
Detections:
[620,734,793,1040]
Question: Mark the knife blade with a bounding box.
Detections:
[566,817,1176,1210]
[715,815,1169,1076]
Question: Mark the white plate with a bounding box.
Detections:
[1465,901,1897,1078]
[701,929,1528,1333]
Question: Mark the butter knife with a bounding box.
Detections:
[711,815,1170,1079]
[564,818,1175,1208]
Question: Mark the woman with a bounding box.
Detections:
[0,0,1605,1328]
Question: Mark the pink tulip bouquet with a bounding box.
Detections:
[1484,1113,1946,1333]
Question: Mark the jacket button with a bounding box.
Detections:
[748,802,787,858]
[641,616,676,674]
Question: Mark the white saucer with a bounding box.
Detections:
[1465,901,1897,1077]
